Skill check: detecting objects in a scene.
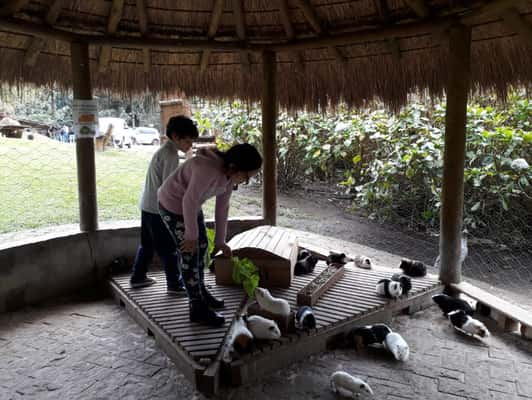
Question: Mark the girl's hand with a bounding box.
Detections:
[215,244,232,257]
[181,239,197,254]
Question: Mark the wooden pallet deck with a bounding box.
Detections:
[110,261,442,395]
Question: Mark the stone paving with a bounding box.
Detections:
[1,292,531,400]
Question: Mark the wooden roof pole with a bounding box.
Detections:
[0,0,28,16]
[232,0,251,72]
[136,0,151,74]
[99,0,124,73]
[71,41,98,232]
[262,51,277,226]
[199,0,224,74]
[439,24,471,286]
[23,0,63,67]
[403,0,429,18]
[294,0,346,62]
[279,0,304,70]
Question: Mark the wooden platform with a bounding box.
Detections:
[110,261,441,395]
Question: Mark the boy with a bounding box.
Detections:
[130,116,198,294]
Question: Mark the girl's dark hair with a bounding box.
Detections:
[216,143,263,172]
[166,115,199,139]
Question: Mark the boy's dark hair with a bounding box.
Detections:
[166,115,199,140]
[217,143,263,172]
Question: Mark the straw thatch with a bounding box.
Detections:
[0,0,531,109]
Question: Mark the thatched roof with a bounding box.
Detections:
[0,0,531,109]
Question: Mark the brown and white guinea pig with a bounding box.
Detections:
[391,273,412,295]
[399,259,427,277]
[448,310,490,338]
[244,315,281,340]
[376,278,402,299]
[330,371,374,397]
[353,255,373,270]
[255,287,291,316]
[230,315,254,353]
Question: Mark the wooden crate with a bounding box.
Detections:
[214,225,299,288]
[297,265,345,306]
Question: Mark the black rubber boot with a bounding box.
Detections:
[189,300,225,327]
[201,285,225,309]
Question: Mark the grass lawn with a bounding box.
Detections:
[0,136,260,234]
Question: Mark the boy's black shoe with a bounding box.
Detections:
[130,277,157,288]
[189,300,225,327]
[201,285,225,309]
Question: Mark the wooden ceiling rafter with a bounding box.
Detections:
[502,7,532,44]
[99,0,125,74]
[294,0,346,63]
[23,0,63,67]
[136,0,151,74]
[0,0,28,17]
[279,0,304,70]
[232,0,251,72]
[199,0,224,74]
[403,0,430,18]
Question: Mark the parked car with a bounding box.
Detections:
[132,126,161,145]
[98,117,132,148]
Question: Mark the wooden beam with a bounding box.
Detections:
[374,0,391,24]
[45,0,63,25]
[232,0,251,72]
[404,0,429,18]
[279,0,295,39]
[294,0,322,34]
[329,46,346,62]
[386,38,401,60]
[0,0,28,17]
[262,51,277,226]
[70,41,98,232]
[100,0,125,73]
[136,0,148,34]
[107,0,124,34]
[23,37,46,66]
[199,0,224,74]
[439,24,471,285]
[502,8,532,44]
[461,0,527,23]
[136,0,150,73]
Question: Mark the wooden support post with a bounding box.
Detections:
[262,50,277,226]
[70,41,98,232]
[439,24,471,285]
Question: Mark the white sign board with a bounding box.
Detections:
[72,99,98,138]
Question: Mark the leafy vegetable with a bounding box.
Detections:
[204,227,216,269]
[231,257,260,297]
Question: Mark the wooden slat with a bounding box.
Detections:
[294,0,322,34]
[404,0,429,18]
[0,0,28,16]
[99,0,124,73]
[199,0,224,73]
[451,281,532,328]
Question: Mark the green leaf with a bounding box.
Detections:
[352,154,362,164]
[231,257,260,297]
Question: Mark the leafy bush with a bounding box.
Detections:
[194,93,531,248]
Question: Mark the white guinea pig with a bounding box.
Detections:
[330,371,373,397]
[255,287,291,316]
[245,315,281,340]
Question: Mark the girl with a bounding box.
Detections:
[158,143,263,327]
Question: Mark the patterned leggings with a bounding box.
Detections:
[159,204,208,300]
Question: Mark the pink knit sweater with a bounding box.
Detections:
[158,150,233,246]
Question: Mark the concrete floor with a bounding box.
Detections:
[1,292,531,400]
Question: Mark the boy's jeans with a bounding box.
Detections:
[131,210,184,289]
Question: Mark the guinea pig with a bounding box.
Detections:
[330,371,373,397]
[376,278,402,299]
[255,287,291,316]
[245,315,281,340]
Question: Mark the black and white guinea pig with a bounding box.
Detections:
[399,259,427,277]
[244,315,281,340]
[295,250,318,275]
[432,293,474,316]
[448,310,490,338]
[391,273,412,295]
[346,323,391,350]
[295,306,316,330]
[353,255,372,269]
[327,251,353,265]
[376,278,402,299]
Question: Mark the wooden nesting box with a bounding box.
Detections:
[159,99,192,134]
[214,226,299,288]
